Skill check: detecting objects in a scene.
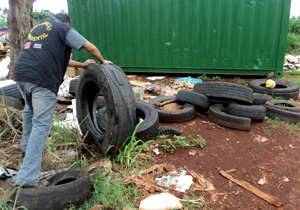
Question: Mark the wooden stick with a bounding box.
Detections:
[218,168,284,207]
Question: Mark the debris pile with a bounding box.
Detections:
[284,54,300,71]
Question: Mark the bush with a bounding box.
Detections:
[289,16,300,34]
[286,33,300,54]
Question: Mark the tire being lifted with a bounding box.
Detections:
[76,64,136,155]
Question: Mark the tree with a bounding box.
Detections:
[32,9,54,23]
[0,7,8,27]
[7,0,36,79]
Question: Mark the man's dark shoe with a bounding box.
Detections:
[21,180,49,188]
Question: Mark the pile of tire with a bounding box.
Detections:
[248,78,300,100]
[0,84,24,110]
[149,82,269,131]
[264,100,300,124]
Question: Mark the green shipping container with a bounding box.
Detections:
[68,0,291,76]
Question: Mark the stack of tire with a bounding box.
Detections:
[248,78,300,124]
[0,83,24,110]
[150,82,267,131]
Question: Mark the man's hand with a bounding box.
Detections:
[102,60,113,64]
[83,59,96,67]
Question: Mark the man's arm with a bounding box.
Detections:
[68,59,95,68]
[82,41,112,64]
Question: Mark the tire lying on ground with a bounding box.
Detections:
[264,103,300,124]
[226,103,266,121]
[16,170,92,210]
[158,126,182,136]
[0,95,23,110]
[248,79,300,100]
[175,89,210,112]
[193,82,254,104]
[208,104,251,130]
[149,96,196,123]
[76,64,136,155]
[97,100,159,141]
[0,83,23,101]
[264,100,300,113]
[252,93,273,105]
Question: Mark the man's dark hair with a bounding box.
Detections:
[54,13,71,25]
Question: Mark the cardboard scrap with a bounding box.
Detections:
[218,168,284,207]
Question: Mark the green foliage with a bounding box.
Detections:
[158,134,207,154]
[233,77,246,84]
[0,7,8,27]
[181,192,211,210]
[32,10,55,23]
[112,122,153,169]
[212,76,222,81]
[263,117,300,141]
[286,33,300,54]
[0,187,28,210]
[197,74,211,81]
[289,16,300,34]
[46,116,78,161]
[72,171,143,209]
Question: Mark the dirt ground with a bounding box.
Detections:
[142,75,300,210]
[1,74,300,210]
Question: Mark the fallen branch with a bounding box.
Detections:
[218,168,284,207]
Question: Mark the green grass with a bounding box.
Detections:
[262,117,300,141]
[281,71,300,87]
[233,77,246,84]
[70,171,143,210]
[110,122,153,169]
[158,134,207,154]
[0,187,27,210]
[197,74,221,81]
[180,192,212,210]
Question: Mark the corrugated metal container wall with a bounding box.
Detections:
[68,0,291,76]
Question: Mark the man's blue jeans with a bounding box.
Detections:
[15,81,57,185]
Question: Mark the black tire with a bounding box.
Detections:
[252,93,273,105]
[193,82,253,104]
[97,101,159,141]
[0,83,23,100]
[226,103,266,121]
[96,96,106,109]
[158,126,182,136]
[149,96,196,123]
[16,170,92,210]
[135,100,159,140]
[264,100,300,113]
[175,89,210,112]
[248,79,300,100]
[0,95,23,110]
[76,64,136,155]
[265,105,300,124]
[208,104,251,130]
[69,79,78,96]
[70,79,104,97]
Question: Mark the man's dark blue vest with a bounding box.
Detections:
[14,17,72,94]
